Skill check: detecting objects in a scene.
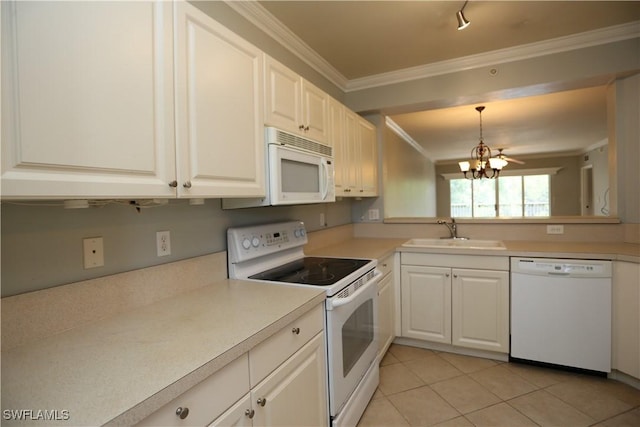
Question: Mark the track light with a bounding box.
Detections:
[456,1,470,30]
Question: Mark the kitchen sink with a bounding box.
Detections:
[402,238,506,250]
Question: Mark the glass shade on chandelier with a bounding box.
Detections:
[459,106,506,179]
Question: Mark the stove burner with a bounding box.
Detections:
[249,257,370,286]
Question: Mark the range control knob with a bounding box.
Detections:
[294,229,301,238]
[252,237,260,247]
[242,238,251,250]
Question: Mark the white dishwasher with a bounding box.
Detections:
[510,257,612,374]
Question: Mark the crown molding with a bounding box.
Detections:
[385,117,432,160]
[226,0,639,94]
[347,21,640,92]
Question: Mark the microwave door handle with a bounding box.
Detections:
[327,270,382,310]
[321,160,329,200]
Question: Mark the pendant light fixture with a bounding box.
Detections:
[456,1,471,30]
[458,106,506,179]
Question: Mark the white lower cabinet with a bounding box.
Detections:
[250,333,327,427]
[377,254,397,360]
[136,354,250,426]
[612,261,640,379]
[451,269,509,352]
[212,333,327,427]
[400,253,509,354]
[138,304,327,427]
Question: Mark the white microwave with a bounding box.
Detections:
[223,128,335,209]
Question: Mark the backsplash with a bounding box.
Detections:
[0,199,352,297]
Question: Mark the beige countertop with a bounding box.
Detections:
[307,238,640,263]
[1,279,325,426]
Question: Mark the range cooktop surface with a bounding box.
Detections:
[249,256,370,286]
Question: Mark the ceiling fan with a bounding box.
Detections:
[496,148,525,165]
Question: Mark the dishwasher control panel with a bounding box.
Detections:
[511,258,612,278]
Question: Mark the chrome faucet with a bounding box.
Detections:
[437,218,466,239]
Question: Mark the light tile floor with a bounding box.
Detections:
[358,344,640,427]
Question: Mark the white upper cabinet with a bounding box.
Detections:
[174,2,265,198]
[1,1,176,199]
[335,110,378,197]
[264,57,329,144]
[1,0,266,200]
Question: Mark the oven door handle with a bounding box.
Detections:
[327,270,382,310]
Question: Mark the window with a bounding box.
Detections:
[450,175,550,217]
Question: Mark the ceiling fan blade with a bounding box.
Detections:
[504,156,525,165]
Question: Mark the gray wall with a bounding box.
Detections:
[0,200,352,297]
[382,126,437,218]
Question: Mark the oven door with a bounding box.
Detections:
[325,270,381,416]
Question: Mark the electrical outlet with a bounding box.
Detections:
[547,225,564,235]
[156,231,171,256]
[320,213,325,227]
[368,209,380,221]
[83,237,104,269]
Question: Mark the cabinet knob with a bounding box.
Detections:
[360,189,364,192]
[175,407,189,420]
[453,274,458,278]
[304,126,310,131]
[257,397,267,407]
[168,180,178,188]
[446,273,450,277]
[299,124,305,130]
[292,327,300,335]
[245,409,255,419]
[183,181,192,189]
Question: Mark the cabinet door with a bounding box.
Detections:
[343,111,360,195]
[1,1,176,199]
[264,57,302,134]
[612,261,640,378]
[301,81,329,143]
[451,269,509,353]
[174,2,265,198]
[358,117,378,196]
[377,272,395,359]
[401,266,451,343]
[330,99,349,196]
[252,333,328,427]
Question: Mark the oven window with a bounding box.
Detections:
[342,298,374,377]
[281,159,319,193]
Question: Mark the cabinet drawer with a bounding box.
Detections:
[137,354,249,426]
[249,304,324,386]
[378,254,394,277]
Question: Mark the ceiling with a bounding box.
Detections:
[254,1,640,163]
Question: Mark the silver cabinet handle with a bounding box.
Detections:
[257,397,267,407]
[168,180,178,188]
[175,407,189,420]
[292,327,300,335]
[183,181,192,188]
[245,409,255,419]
